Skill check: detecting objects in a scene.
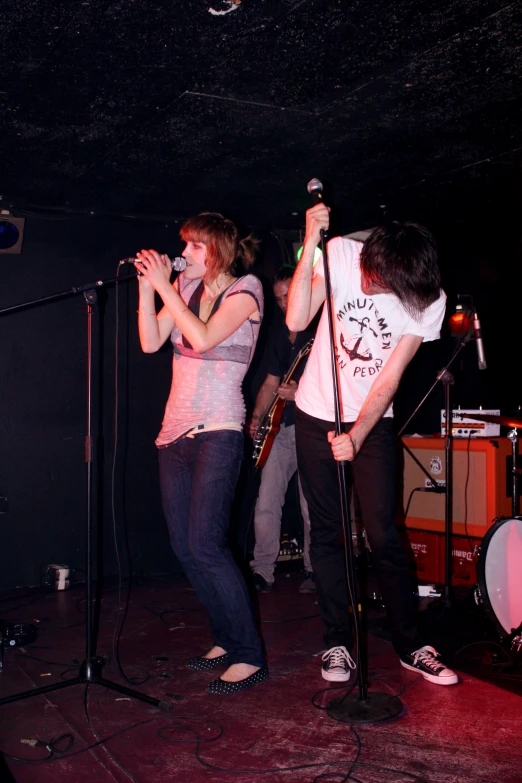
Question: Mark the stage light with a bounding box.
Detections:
[294,244,322,266]
[448,296,473,337]
[0,211,25,254]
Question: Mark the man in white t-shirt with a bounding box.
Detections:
[286,202,458,687]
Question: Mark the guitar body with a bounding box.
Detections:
[251,337,314,470]
[253,399,285,469]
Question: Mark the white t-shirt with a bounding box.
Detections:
[295,236,447,423]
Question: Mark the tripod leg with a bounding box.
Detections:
[0,674,173,711]
[97,678,173,711]
[0,676,83,706]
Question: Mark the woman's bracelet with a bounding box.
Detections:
[174,307,189,322]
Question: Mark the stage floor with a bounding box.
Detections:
[1,569,521,783]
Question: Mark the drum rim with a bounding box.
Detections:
[476,515,522,637]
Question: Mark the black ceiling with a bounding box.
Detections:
[1,0,522,234]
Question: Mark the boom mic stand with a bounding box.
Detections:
[306,180,403,723]
[397,309,475,611]
[0,269,172,711]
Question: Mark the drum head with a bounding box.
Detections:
[476,517,522,637]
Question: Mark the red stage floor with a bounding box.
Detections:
[1,571,521,783]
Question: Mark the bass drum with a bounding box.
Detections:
[475,516,522,637]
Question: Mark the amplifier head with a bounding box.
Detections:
[441,409,500,438]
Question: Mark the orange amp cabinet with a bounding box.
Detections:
[400,436,513,538]
[399,436,514,586]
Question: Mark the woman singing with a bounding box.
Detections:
[135,212,267,695]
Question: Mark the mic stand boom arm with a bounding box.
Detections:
[0,270,138,317]
[396,335,471,609]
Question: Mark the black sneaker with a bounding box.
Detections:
[299,572,316,593]
[321,646,356,682]
[252,572,273,592]
[400,645,458,685]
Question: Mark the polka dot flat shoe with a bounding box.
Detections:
[186,653,230,671]
[205,664,269,694]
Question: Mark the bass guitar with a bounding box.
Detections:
[252,338,314,469]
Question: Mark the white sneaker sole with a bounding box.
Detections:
[321,669,351,682]
[400,660,458,685]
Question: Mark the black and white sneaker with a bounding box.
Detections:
[400,645,458,685]
[321,646,356,682]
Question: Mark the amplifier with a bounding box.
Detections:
[401,436,512,537]
[403,529,481,586]
[440,409,501,438]
[404,529,441,583]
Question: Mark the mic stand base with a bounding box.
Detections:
[327,690,403,725]
[0,655,173,711]
[0,285,172,715]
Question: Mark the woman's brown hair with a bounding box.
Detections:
[179,212,258,281]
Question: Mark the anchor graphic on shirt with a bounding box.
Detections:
[340,317,378,362]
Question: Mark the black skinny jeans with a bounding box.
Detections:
[295,408,423,658]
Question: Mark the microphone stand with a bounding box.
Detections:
[0,269,172,712]
[314,225,403,724]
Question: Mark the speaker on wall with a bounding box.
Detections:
[0,213,25,254]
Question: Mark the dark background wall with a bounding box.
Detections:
[393,183,522,435]
[0,199,520,592]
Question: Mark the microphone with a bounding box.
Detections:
[473,311,487,370]
[306,178,329,243]
[119,256,187,271]
[307,178,324,204]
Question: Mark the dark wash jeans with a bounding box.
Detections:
[295,408,423,658]
[158,429,265,667]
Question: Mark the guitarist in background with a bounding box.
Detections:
[248,265,318,593]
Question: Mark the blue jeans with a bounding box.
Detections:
[158,429,265,667]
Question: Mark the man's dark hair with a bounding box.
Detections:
[360,222,441,318]
[273,264,296,283]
